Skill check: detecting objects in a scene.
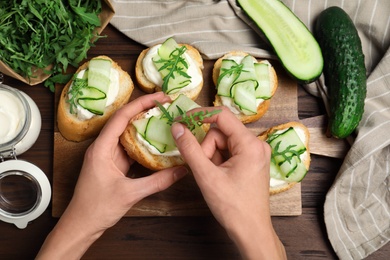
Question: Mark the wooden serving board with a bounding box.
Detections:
[52,61,348,218]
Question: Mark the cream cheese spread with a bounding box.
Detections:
[142,44,202,93]
[0,90,26,144]
[269,127,307,188]
[69,68,120,120]
[135,104,180,157]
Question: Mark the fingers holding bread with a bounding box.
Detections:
[257,122,310,195]
[135,37,204,101]
[213,51,278,124]
[57,55,134,142]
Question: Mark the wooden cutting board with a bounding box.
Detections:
[52,61,348,218]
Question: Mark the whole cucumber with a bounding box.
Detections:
[315,6,367,139]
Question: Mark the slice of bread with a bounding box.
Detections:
[120,106,210,171]
[135,43,204,100]
[257,122,311,195]
[213,51,278,124]
[57,55,134,142]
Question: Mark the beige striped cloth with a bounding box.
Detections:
[109,1,390,259]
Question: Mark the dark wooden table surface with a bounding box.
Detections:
[1,24,389,260]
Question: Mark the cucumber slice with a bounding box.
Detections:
[270,161,284,180]
[88,58,112,93]
[145,116,176,147]
[267,127,308,182]
[157,37,180,60]
[78,98,107,115]
[78,86,106,100]
[133,118,149,136]
[153,37,192,94]
[285,157,308,182]
[237,0,323,83]
[231,80,257,115]
[146,139,167,153]
[254,63,271,99]
[235,55,258,85]
[268,127,306,155]
[217,59,240,97]
[166,94,200,118]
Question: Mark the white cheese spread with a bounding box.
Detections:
[269,127,307,188]
[69,68,120,120]
[0,90,26,144]
[142,44,202,93]
[135,104,180,157]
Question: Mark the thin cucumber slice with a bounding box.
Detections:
[133,117,149,136]
[78,98,107,115]
[88,58,112,93]
[254,63,271,99]
[153,38,191,93]
[231,80,257,115]
[237,0,323,83]
[78,86,106,100]
[268,127,306,156]
[235,55,258,85]
[217,59,240,97]
[146,139,167,153]
[285,157,308,182]
[270,161,285,180]
[166,94,200,118]
[144,116,176,147]
[157,37,180,60]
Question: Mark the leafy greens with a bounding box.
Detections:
[0,0,104,91]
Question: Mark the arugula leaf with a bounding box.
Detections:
[0,0,103,91]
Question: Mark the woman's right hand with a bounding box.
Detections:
[171,107,286,259]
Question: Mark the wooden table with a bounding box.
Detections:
[1,24,389,259]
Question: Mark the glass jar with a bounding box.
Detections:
[0,80,50,229]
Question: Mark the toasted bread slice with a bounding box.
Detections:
[213,51,278,124]
[120,106,209,171]
[57,55,134,142]
[135,43,204,100]
[257,122,310,195]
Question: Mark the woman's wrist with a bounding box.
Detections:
[226,212,286,259]
[36,208,104,260]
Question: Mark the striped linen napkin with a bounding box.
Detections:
[109,1,390,259]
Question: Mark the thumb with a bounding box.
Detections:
[171,123,212,173]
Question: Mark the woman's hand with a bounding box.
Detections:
[171,107,286,259]
[37,92,188,260]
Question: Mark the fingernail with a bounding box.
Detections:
[174,166,188,180]
[172,123,185,140]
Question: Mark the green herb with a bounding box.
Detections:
[217,62,246,87]
[153,46,191,93]
[270,141,304,165]
[0,0,104,92]
[155,101,221,131]
[67,76,87,114]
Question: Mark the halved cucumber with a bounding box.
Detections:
[237,0,323,83]
[78,98,107,115]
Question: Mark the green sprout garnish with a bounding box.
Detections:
[155,101,221,132]
[153,46,191,93]
[67,76,87,114]
[217,62,248,87]
[269,141,305,165]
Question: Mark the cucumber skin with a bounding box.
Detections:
[315,7,367,138]
[237,0,323,84]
